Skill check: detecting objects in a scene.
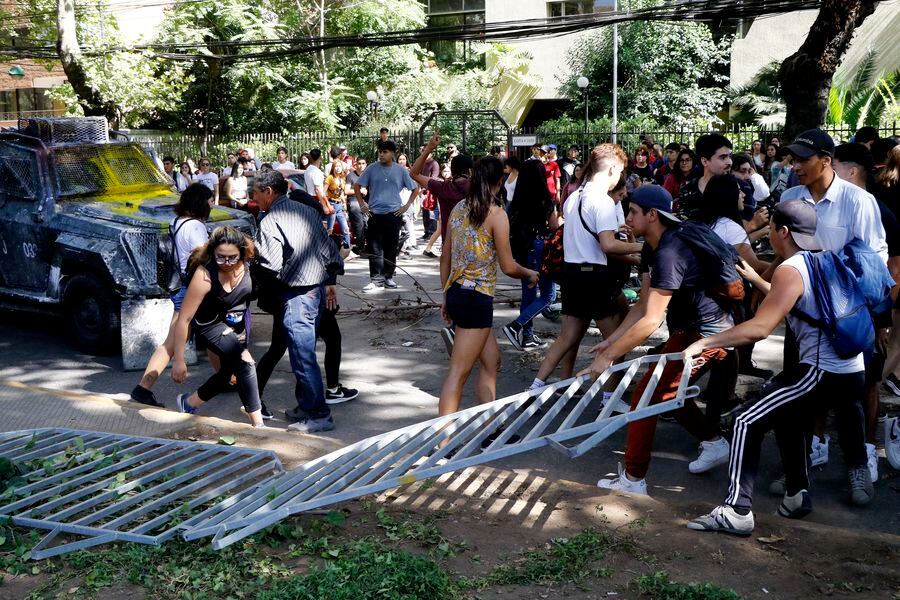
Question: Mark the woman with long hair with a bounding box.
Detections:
[750,139,764,170]
[438,156,538,422]
[762,143,778,184]
[324,159,351,248]
[130,183,212,407]
[223,157,250,208]
[502,159,559,350]
[171,225,265,427]
[176,162,193,192]
[696,174,769,272]
[663,148,696,199]
[502,155,520,208]
[874,144,900,211]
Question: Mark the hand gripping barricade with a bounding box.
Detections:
[0,353,697,558]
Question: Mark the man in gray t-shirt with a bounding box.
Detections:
[353,140,419,292]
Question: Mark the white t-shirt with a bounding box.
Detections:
[782,253,864,373]
[504,176,517,203]
[562,182,618,265]
[169,217,208,273]
[750,172,769,202]
[304,164,325,197]
[195,171,219,192]
[712,217,750,246]
[274,160,295,171]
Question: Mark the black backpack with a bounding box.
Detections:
[161,217,200,294]
[674,220,745,303]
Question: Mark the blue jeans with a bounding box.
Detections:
[282,285,330,419]
[325,201,351,247]
[515,238,556,338]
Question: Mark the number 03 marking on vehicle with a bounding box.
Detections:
[22,242,38,259]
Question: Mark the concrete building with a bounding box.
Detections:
[423,0,613,127]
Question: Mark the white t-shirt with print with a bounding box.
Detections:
[195,171,219,192]
[562,182,618,265]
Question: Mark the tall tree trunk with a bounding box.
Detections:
[56,0,118,124]
[777,0,878,139]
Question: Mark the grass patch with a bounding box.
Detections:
[636,571,744,600]
[459,527,626,589]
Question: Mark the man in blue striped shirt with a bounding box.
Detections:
[254,170,342,433]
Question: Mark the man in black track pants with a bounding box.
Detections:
[683,200,872,537]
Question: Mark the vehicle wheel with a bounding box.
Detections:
[63,273,121,354]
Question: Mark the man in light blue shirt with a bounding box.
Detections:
[780,128,887,260]
[353,140,419,292]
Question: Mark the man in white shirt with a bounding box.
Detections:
[304,148,328,210]
[193,158,219,205]
[780,128,887,261]
[530,144,642,389]
[274,146,295,171]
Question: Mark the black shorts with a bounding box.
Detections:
[446,282,493,329]
[560,262,622,320]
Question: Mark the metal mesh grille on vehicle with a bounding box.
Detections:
[18,117,110,146]
[52,145,170,197]
[122,231,159,287]
[0,141,40,200]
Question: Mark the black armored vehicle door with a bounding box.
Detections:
[0,137,53,292]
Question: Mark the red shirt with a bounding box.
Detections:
[544,160,561,197]
[427,178,470,241]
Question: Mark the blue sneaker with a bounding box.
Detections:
[177,392,196,414]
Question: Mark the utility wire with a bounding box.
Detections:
[0,0,821,62]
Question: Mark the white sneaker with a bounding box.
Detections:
[597,463,648,496]
[383,277,398,289]
[866,442,878,482]
[362,280,384,293]
[809,434,829,467]
[688,438,730,474]
[687,505,754,536]
[886,417,900,470]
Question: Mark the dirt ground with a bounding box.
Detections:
[1,242,899,599]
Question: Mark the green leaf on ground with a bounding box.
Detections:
[218,436,236,446]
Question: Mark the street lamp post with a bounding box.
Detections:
[576,76,589,153]
[366,90,379,117]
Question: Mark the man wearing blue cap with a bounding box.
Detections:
[581,184,737,496]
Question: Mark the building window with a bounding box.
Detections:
[0,91,16,115]
[423,1,485,67]
[548,1,615,17]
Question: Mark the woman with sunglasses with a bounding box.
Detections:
[171,225,265,427]
[194,157,220,205]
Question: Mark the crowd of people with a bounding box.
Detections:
[133,124,900,536]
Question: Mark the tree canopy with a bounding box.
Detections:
[558,0,731,127]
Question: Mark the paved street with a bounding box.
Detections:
[1,239,898,539]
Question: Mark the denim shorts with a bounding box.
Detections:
[446,282,493,329]
[171,286,187,312]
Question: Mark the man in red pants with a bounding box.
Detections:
[580,185,738,495]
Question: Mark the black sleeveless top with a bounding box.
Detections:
[192,262,252,333]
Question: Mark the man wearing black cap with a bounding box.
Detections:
[581,185,737,496]
[684,200,871,536]
[354,139,419,292]
[780,128,887,261]
[832,143,900,483]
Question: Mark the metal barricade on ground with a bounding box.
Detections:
[0,353,697,558]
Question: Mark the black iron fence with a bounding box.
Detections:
[124,121,900,168]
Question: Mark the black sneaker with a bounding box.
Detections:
[777,489,812,519]
[423,250,438,258]
[130,385,164,408]
[260,402,274,420]
[883,373,900,397]
[521,334,548,351]
[326,384,359,405]
[502,321,524,351]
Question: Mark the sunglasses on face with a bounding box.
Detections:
[215,254,240,265]
[200,162,210,167]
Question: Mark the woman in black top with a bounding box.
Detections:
[172,225,264,426]
[502,159,559,350]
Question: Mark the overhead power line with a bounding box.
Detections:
[0,0,822,62]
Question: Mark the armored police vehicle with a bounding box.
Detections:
[0,117,255,356]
